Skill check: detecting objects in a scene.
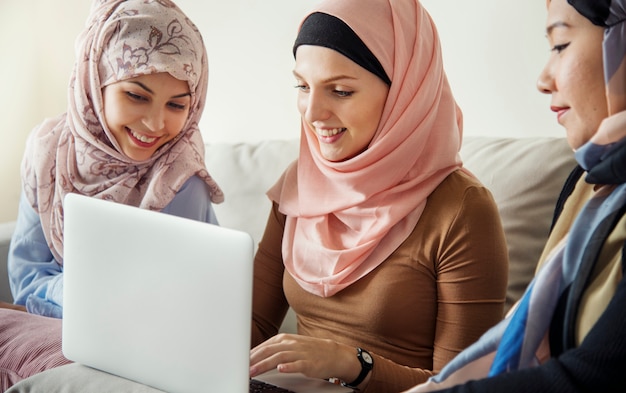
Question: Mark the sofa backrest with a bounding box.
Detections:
[206,139,300,249]
[205,136,578,313]
[0,136,577,312]
[460,137,577,311]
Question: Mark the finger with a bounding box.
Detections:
[250,349,301,378]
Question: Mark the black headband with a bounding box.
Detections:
[568,0,611,26]
[293,12,391,86]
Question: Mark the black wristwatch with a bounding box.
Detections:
[343,347,374,389]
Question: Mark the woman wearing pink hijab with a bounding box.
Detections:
[249,0,509,391]
[5,0,222,319]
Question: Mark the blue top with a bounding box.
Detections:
[8,175,219,318]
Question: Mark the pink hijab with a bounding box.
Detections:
[21,0,223,263]
[268,0,464,297]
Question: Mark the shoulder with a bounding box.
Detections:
[164,176,217,223]
[177,175,210,194]
[404,169,504,248]
[426,170,498,219]
[405,170,506,262]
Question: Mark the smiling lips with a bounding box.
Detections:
[316,127,347,144]
[551,105,569,122]
[317,127,346,137]
[128,127,159,147]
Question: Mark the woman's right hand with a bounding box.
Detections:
[249,333,365,386]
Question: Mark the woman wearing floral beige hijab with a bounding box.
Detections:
[6,0,222,318]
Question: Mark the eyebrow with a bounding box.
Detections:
[546,21,569,36]
[129,81,191,99]
[292,70,358,84]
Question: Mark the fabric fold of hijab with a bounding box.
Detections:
[569,0,626,182]
[293,12,392,86]
[21,0,223,263]
[267,0,464,297]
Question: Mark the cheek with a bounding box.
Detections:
[170,111,191,136]
[573,67,607,126]
[171,124,185,137]
[562,67,607,148]
[360,94,387,137]
[560,58,603,107]
[102,102,121,132]
[296,94,308,116]
[101,91,117,128]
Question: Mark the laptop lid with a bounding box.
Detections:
[62,193,253,393]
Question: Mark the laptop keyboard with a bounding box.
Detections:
[250,378,296,393]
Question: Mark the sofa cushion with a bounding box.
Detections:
[460,136,577,311]
[6,363,163,393]
[0,310,71,391]
[205,139,300,249]
[1,136,578,391]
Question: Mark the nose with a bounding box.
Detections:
[143,104,165,132]
[537,59,555,95]
[301,89,331,124]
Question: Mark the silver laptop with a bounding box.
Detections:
[62,193,352,393]
[62,193,254,393]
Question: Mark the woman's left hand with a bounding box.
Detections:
[249,333,361,383]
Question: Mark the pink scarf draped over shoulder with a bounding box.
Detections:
[268,0,464,297]
[21,0,223,263]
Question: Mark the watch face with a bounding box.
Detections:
[362,351,373,364]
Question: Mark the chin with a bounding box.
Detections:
[123,149,155,161]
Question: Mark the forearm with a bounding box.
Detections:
[362,354,434,393]
[9,193,64,317]
[432,187,509,371]
[416,275,626,393]
[251,202,290,346]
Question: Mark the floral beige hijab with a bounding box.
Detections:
[21,0,223,263]
[268,0,464,297]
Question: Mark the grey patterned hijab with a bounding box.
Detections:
[569,0,626,114]
[566,0,626,183]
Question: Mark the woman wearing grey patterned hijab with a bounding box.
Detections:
[403,0,626,391]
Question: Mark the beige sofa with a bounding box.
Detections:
[0,136,576,318]
[0,135,579,391]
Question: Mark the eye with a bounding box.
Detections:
[126,91,147,101]
[551,43,570,54]
[333,89,354,98]
[294,84,309,92]
[167,102,187,111]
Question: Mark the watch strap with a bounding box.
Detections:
[343,347,373,388]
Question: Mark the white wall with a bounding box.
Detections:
[421,0,559,141]
[0,1,91,223]
[0,0,558,222]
